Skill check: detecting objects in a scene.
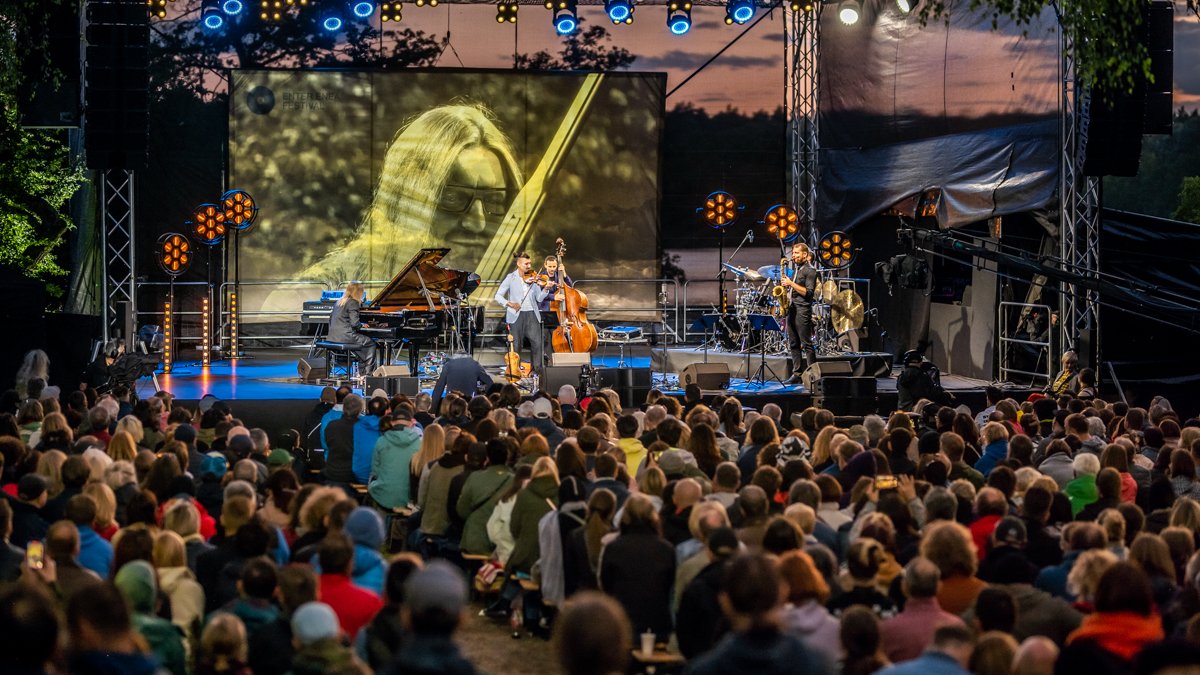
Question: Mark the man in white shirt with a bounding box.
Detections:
[494,251,549,376]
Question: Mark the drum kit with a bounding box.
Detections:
[718,261,866,356]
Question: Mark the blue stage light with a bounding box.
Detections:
[605,0,631,22]
[202,7,225,29]
[351,1,375,17]
[222,0,243,15]
[555,13,577,34]
[725,0,754,24]
[667,0,691,34]
[669,15,690,33]
[323,14,344,30]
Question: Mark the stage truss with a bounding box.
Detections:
[100,169,137,345]
[784,4,820,247]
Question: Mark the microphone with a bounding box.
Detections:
[747,229,755,243]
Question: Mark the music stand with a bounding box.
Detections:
[745,313,783,387]
[689,314,724,364]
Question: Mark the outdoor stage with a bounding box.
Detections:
[148,346,1034,439]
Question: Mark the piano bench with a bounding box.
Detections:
[314,341,362,380]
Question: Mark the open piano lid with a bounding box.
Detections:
[365,248,480,312]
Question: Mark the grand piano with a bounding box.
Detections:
[357,248,480,374]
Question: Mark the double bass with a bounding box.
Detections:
[549,238,598,353]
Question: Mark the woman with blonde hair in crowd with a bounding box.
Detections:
[408,423,445,505]
[1068,549,1119,612]
[116,415,146,449]
[920,520,986,615]
[196,612,252,675]
[153,530,206,654]
[34,412,73,453]
[36,449,66,498]
[107,430,139,463]
[84,481,120,540]
[809,426,845,473]
[489,408,518,437]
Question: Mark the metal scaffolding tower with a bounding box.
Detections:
[784,6,821,246]
[100,169,137,344]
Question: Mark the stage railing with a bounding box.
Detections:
[998,301,1053,384]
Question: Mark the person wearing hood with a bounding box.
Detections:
[67,583,163,675]
[380,561,483,675]
[114,560,188,675]
[686,551,830,675]
[289,602,362,675]
[1064,562,1164,665]
[352,396,387,484]
[369,407,423,510]
[343,507,387,596]
[973,422,1010,477]
[455,438,514,557]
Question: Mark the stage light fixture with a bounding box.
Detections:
[149,0,168,19]
[229,291,239,358]
[221,190,258,231]
[496,1,517,21]
[838,0,860,24]
[605,0,632,23]
[413,0,438,6]
[724,0,754,24]
[789,0,814,10]
[192,203,228,246]
[163,300,173,375]
[322,13,343,30]
[551,0,578,35]
[201,294,211,367]
[202,6,225,29]
[667,0,691,34]
[259,0,283,20]
[350,0,374,16]
[764,204,800,243]
[896,0,912,12]
[703,191,739,229]
[381,2,402,20]
[222,0,244,14]
[157,232,192,276]
[818,230,856,268]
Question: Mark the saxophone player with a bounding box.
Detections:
[782,242,819,384]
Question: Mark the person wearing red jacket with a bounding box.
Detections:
[315,533,382,640]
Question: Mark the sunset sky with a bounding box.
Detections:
[389,4,1200,114]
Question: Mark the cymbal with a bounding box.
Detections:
[831,290,864,333]
[817,279,839,302]
[757,264,782,279]
[722,262,765,281]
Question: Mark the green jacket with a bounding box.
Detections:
[289,637,356,675]
[507,475,559,574]
[133,613,187,675]
[419,459,464,537]
[368,427,422,509]
[1065,475,1099,517]
[455,466,514,555]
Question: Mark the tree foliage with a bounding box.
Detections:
[514,19,636,71]
[1176,176,1200,224]
[0,0,86,297]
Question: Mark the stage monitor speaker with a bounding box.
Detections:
[551,352,592,367]
[297,357,327,383]
[595,367,653,409]
[801,360,853,390]
[544,366,586,394]
[814,395,878,416]
[371,365,410,377]
[366,376,420,397]
[810,376,877,398]
[679,363,729,390]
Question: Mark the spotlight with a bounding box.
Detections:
[221,190,258,231]
[381,1,402,20]
[703,191,739,229]
[764,204,800,243]
[157,232,193,277]
[149,0,167,19]
[818,230,856,268]
[259,0,283,20]
[222,0,244,14]
[552,0,577,35]
[496,1,517,22]
[350,0,374,16]
[605,0,631,23]
[896,0,912,12]
[414,0,438,6]
[191,203,228,246]
[202,6,225,29]
[667,0,691,34]
[789,0,814,10]
[725,0,754,24]
[322,13,343,30]
[838,0,860,24]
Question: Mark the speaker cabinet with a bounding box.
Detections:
[814,396,878,416]
[810,376,876,398]
[366,376,420,397]
[371,365,410,377]
[550,352,592,367]
[679,363,730,390]
[544,366,587,394]
[595,367,652,409]
[801,360,853,390]
[297,357,327,383]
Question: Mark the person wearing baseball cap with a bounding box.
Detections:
[11,474,50,548]
[519,396,565,450]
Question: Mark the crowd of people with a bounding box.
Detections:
[5,347,1200,675]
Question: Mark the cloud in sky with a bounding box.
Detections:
[636,49,781,70]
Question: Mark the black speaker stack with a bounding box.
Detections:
[85,0,149,171]
[595,367,652,409]
[365,376,420,397]
[803,360,878,415]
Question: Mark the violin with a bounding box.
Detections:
[549,238,598,354]
[522,271,552,287]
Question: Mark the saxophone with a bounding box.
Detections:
[771,257,791,316]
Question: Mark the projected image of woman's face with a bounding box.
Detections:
[433,145,508,253]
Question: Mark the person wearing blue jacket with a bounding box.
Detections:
[352,397,388,483]
[344,508,387,596]
[973,422,1010,477]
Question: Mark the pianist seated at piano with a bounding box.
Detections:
[326,281,377,374]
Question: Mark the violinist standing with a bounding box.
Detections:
[495,251,549,375]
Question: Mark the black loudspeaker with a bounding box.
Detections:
[810,376,876,398]
[679,363,730,390]
[801,360,853,390]
[595,367,652,409]
[366,376,420,397]
[814,396,878,416]
[297,357,327,383]
[84,0,149,170]
[544,366,586,394]
[1143,0,1173,135]
[19,0,82,127]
